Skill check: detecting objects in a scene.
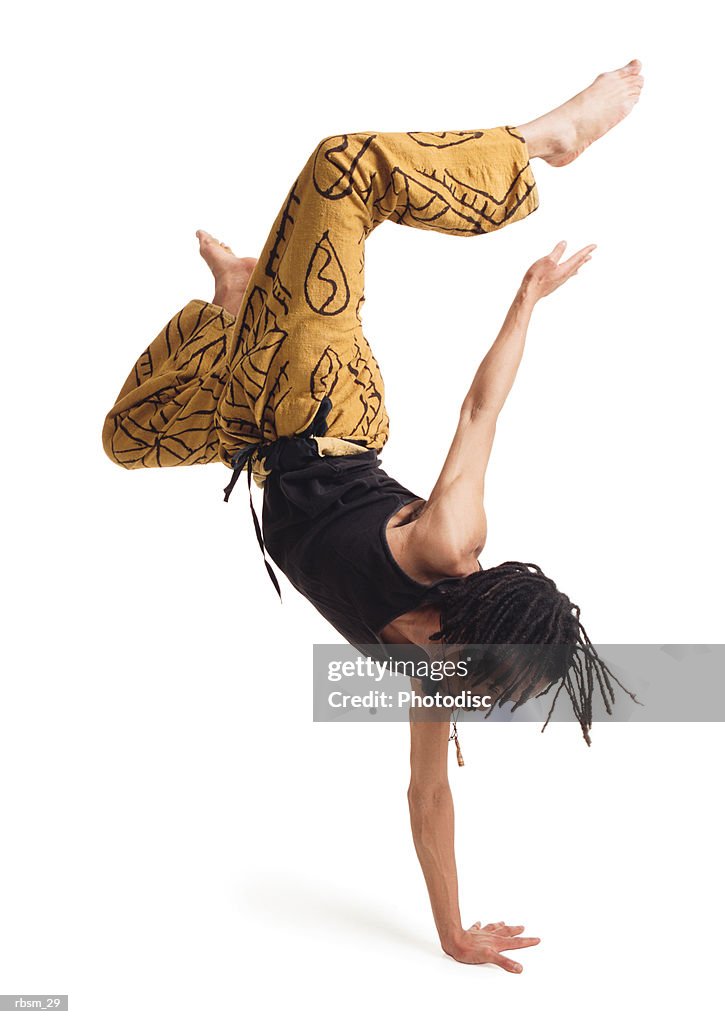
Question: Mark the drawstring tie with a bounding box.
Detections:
[223,440,282,600]
[222,397,334,601]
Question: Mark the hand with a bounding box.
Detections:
[521,240,596,302]
[443,920,541,972]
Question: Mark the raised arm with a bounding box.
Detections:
[407,681,541,970]
[400,242,596,579]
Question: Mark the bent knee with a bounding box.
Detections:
[308,132,381,202]
[101,414,137,469]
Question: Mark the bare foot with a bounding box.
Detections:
[196,229,257,317]
[517,59,644,167]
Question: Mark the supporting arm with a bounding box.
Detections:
[407,681,542,970]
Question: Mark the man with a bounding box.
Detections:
[102,59,644,968]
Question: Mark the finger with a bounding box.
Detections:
[496,925,526,936]
[548,240,567,261]
[470,921,482,930]
[560,244,597,273]
[490,952,523,974]
[571,256,593,276]
[560,252,595,278]
[569,242,597,259]
[499,936,541,950]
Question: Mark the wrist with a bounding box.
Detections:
[439,924,466,956]
[516,281,538,311]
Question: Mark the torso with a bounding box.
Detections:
[261,442,477,652]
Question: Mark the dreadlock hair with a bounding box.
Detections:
[428,560,640,746]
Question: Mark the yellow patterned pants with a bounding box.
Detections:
[102,127,538,476]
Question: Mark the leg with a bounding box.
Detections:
[102,300,249,469]
[217,124,539,459]
[216,58,644,461]
[104,60,644,470]
[102,236,259,470]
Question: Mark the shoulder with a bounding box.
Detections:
[387,500,482,583]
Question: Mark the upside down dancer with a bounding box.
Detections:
[102,60,644,969]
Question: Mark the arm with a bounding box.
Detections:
[407,681,541,970]
[404,241,596,577]
[407,695,462,952]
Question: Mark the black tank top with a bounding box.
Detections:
[260,437,449,651]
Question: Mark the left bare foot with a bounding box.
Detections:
[196,229,257,317]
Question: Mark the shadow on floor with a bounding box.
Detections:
[237,873,437,956]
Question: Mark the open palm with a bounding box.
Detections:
[524,240,596,300]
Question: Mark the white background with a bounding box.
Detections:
[2,1,723,1020]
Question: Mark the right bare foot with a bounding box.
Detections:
[196,229,257,317]
[517,59,644,167]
